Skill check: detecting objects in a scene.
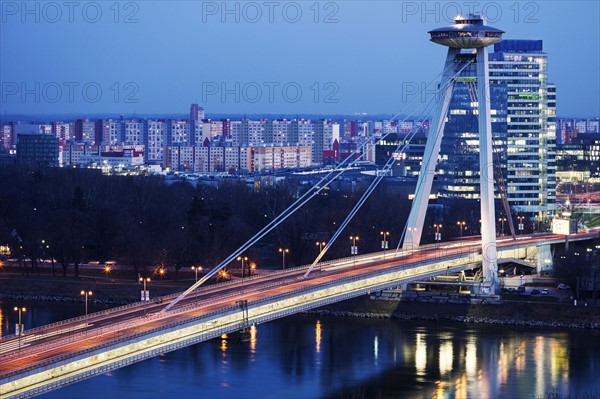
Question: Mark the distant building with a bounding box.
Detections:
[1,123,14,150]
[96,119,122,145]
[312,120,337,165]
[265,119,291,146]
[165,144,311,173]
[190,103,205,122]
[290,119,313,148]
[75,119,96,144]
[122,119,144,145]
[144,119,167,164]
[375,133,427,177]
[167,119,190,145]
[16,134,59,167]
[79,148,144,170]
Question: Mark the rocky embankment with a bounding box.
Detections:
[307,297,600,330]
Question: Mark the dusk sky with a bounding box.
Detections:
[1,1,598,117]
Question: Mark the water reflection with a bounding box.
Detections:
[439,340,453,375]
[415,332,427,376]
[249,325,257,355]
[315,319,321,354]
[1,300,598,399]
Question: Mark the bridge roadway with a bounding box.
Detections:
[1,231,598,398]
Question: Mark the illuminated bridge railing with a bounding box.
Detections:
[1,244,481,383]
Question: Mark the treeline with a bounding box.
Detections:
[0,165,421,278]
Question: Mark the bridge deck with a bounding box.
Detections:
[1,231,597,398]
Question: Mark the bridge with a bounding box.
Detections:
[1,231,598,398]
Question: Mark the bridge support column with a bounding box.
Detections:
[526,244,553,274]
[476,45,498,294]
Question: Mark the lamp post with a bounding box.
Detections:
[139,277,150,301]
[517,216,525,234]
[191,265,203,282]
[349,236,359,256]
[498,217,507,235]
[316,241,326,253]
[457,221,466,237]
[80,290,92,316]
[278,248,289,270]
[433,224,442,243]
[380,231,390,249]
[237,256,248,278]
[13,306,26,336]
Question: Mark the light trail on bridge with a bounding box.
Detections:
[1,230,598,387]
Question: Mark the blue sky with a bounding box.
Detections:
[1,1,598,117]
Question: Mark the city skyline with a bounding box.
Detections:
[1,1,599,117]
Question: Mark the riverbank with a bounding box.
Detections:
[307,296,600,329]
[2,275,600,330]
[0,274,184,305]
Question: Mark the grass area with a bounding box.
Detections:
[503,294,560,303]
[0,274,185,304]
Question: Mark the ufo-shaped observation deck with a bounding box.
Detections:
[428,14,504,48]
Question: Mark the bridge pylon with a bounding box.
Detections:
[402,14,504,295]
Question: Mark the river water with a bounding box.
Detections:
[2,300,600,399]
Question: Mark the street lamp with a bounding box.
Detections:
[517,216,525,234]
[316,241,326,252]
[218,269,230,281]
[80,290,92,316]
[457,221,466,237]
[433,224,443,242]
[380,231,390,249]
[349,236,359,255]
[139,277,150,301]
[498,217,507,235]
[191,265,203,282]
[237,256,248,278]
[278,248,289,270]
[13,306,26,335]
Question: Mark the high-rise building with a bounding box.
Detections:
[238,119,266,146]
[96,119,122,145]
[265,119,291,145]
[289,119,313,147]
[16,134,59,167]
[430,39,556,219]
[312,120,337,165]
[122,119,144,145]
[490,40,556,217]
[436,54,508,201]
[190,103,205,122]
[167,119,190,145]
[144,119,167,164]
[1,123,14,150]
[75,119,96,144]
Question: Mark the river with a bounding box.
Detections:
[2,300,600,399]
